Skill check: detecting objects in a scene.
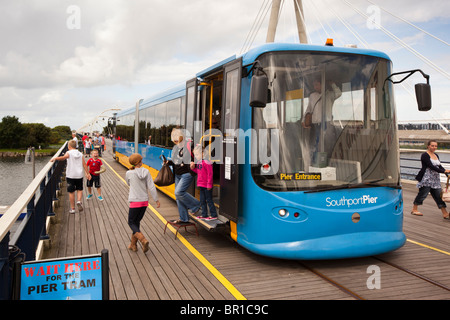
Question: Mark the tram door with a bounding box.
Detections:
[185,78,201,195]
[219,58,242,222]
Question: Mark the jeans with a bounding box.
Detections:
[414,186,447,209]
[199,187,217,218]
[175,173,200,222]
[128,206,146,234]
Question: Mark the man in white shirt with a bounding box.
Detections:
[51,140,91,213]
[304,78,342,126]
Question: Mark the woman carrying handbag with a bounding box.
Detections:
[163,129,201,224]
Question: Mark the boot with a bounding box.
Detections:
[128,233,138,252]
[134,232,149,253]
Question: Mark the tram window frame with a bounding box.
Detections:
[251,51,400,191]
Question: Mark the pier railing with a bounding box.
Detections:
[0,142,68,300]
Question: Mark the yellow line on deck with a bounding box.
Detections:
[407,239,450,256]
[102,159,246,300]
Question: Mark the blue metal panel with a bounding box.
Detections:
[237,161,405,259]
[115,140,171,171]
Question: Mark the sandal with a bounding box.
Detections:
[443,215,450,220]
[410,211,423,216]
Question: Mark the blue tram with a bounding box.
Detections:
[114,42,431,260]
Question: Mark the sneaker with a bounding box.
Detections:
[205,217,217,221]
[196,216,208,220]
[69,208,76,214]
[98,196,104,201]
[76,201,83,212]
[86,194,93,200]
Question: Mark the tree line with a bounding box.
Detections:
[0,116,72,149]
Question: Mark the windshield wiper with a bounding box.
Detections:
[348,180,401,190]
[304,184,351,193]
[305,179,400,193]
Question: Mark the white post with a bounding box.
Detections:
[266,0,281,43]
[293,0,308,43]
[266,0,308,44]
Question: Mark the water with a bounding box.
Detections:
[0,156,51,206]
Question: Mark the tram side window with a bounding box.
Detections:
[154,103,167,146]
[139,108,148,143]
[147,107,155,145]
[116,114,135,141]
[167,98,182,148]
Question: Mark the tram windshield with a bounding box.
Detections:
[251,51,400,191]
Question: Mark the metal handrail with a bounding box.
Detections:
[0,141,67,299]
[400,155,450,182]
[0,142,67,243]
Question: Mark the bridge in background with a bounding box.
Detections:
[398,129,450,144]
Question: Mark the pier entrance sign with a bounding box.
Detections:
[13,249,109,300]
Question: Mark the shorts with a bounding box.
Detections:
[87,175,101,188]
[67,178,83,193]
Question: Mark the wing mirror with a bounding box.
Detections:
[248,61,269,108]
[414,83,431,111]
[249,72,268,108]
[384,69,431,111]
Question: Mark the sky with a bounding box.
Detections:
[0,0,449,132]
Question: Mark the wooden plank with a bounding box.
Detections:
[42,140,450,300]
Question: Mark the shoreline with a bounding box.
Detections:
[0,151,55,157]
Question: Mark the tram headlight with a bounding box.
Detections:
[278,209,288,217]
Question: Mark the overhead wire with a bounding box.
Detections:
[308,0,331,42]
[325,1,370,48]
[240,0,272,54]
[294,0,311,43]
[240,0,267,54]
[366,0,450,47]
[340,0,450,81]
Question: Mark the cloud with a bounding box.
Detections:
[0,0,448,130]
[38,90,64,103]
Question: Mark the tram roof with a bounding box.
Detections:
[116,84,186,117]
[241,42,391,65]
[117,42,391,117]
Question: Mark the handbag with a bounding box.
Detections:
[303,96,321,128]
[154,155,174,186]
[442,176,450,203]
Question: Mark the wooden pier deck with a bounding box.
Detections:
[42,141,450,300]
